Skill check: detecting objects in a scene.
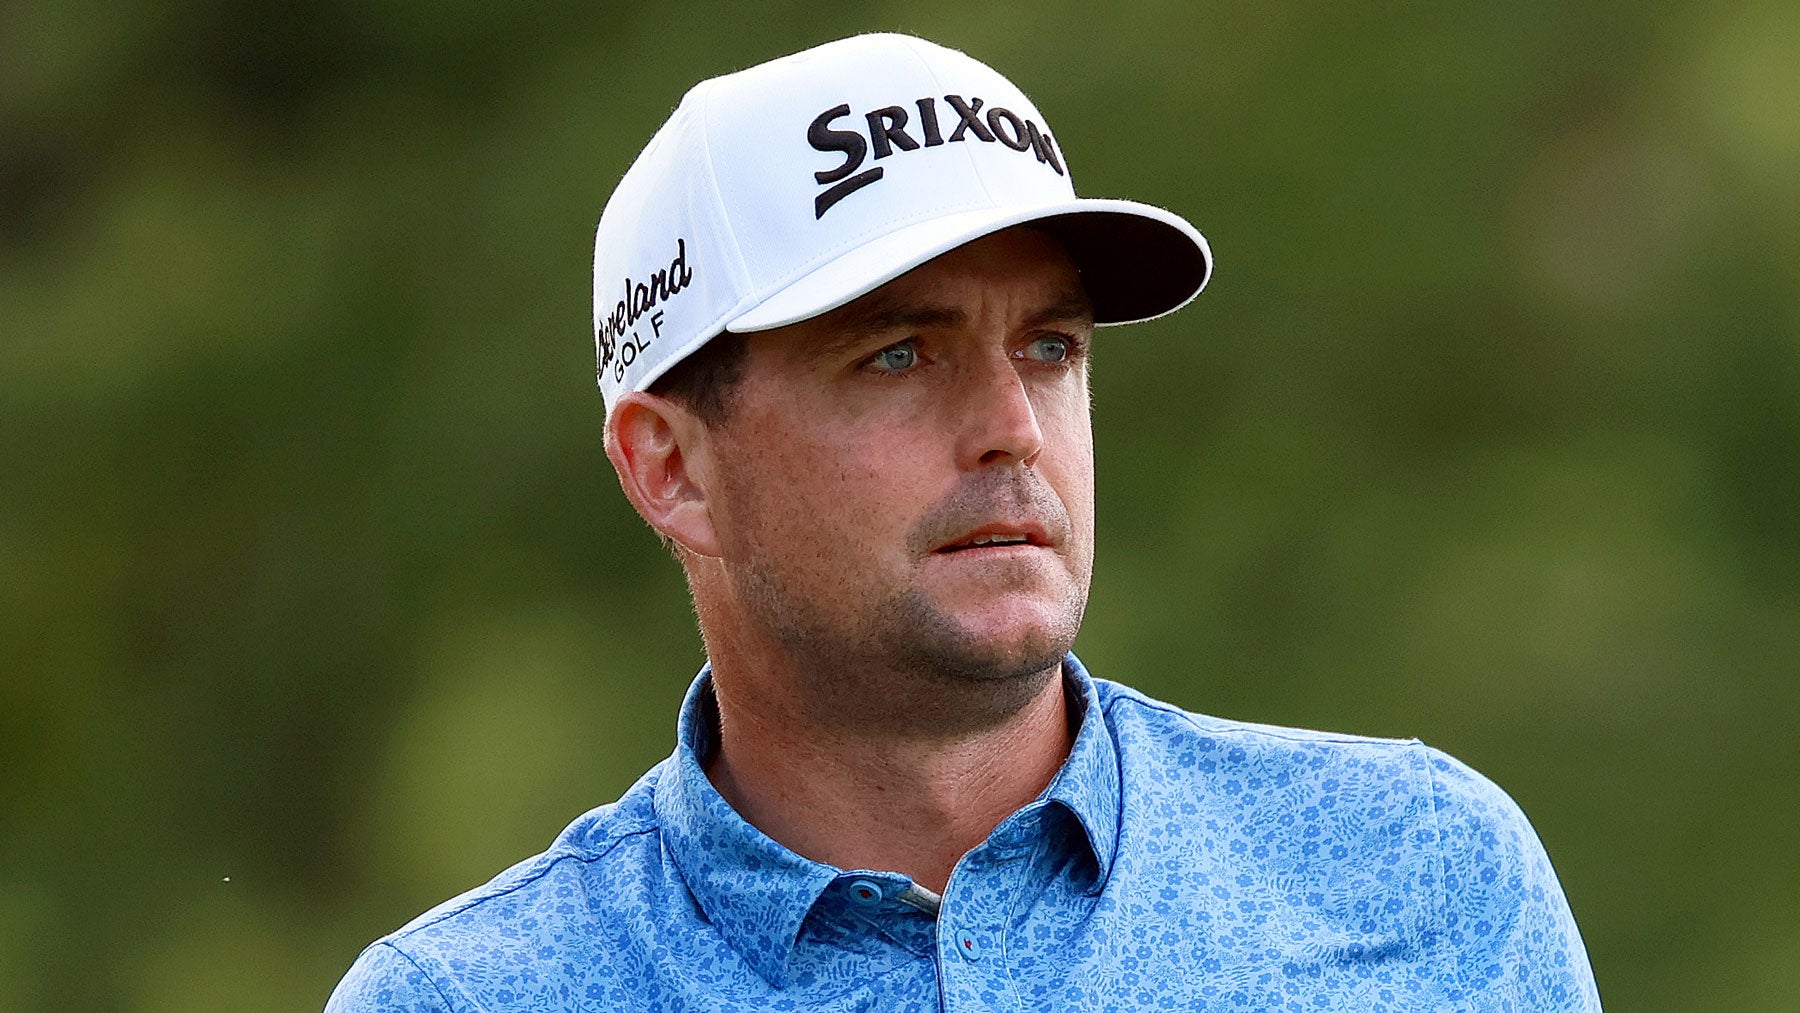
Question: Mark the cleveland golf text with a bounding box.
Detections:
[597,237,693,383]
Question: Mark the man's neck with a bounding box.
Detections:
[701,661,1074,895]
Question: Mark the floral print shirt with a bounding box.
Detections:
[326,655,1601,1011]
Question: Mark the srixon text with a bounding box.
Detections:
[807,96,1064,219]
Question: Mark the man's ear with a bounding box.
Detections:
[604,392,724,558]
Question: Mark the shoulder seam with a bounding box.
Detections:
[1418,742,1464,1004]
[391,824,661,941]
[377,940,466,1012]
[1102,690,1418,747]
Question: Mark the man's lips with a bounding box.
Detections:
[909,469,1072,558]
[931,522,1053,553]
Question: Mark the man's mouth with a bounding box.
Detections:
[933,525,1050,553]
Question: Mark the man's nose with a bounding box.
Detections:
[954,354,1045,470]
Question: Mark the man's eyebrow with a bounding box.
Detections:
[1023,292,1096,329]
[805,303,967,360]
[807,290,1097,359]
[850,303,969,336]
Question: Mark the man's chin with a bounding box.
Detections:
[903,599,1081,686]
[868,625,1066,736]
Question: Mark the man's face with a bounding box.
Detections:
[698,227,1095,715]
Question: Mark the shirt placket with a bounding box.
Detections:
[935,822,1043,1012]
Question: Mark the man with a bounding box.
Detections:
[327,33,1602,1011]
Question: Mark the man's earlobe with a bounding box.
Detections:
[604,393,724,557]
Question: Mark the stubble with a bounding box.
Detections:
[727,466,1088,738]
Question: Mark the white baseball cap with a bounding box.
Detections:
[592,32,1212,412]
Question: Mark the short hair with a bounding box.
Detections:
[647,331,749,430]
[642,331,749,557]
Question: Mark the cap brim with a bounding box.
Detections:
[725,197,1212,333]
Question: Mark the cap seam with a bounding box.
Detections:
[893,34,1001,208]
[726,200,1061,332]
[755,193,1009,296]
[613,80,757,404]
[694,78,754,297]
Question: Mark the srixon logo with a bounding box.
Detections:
[807,96,1064,219]
[597,237,693,384]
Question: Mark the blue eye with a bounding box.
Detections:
[871,342,918,371]
[1023,335,1070,363]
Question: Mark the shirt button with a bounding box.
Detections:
[955,930,982,961]
[847,878,884,906]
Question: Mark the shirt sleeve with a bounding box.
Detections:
[324,941,456,1013]
[1424,746,1603,1011]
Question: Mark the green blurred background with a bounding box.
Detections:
[3,0,1798,1008]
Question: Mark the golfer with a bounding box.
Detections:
[327,32,1602,1011]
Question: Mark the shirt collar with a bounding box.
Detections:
[1042,653,1122,888]
[653,670,839,987]
[653,653,1122,986]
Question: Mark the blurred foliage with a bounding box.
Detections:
[2,0,1797,1009]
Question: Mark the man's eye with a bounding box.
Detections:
[870,341,918,371]
[1021,335,1071,363]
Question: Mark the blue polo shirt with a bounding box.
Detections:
[326,656,1601,1011]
